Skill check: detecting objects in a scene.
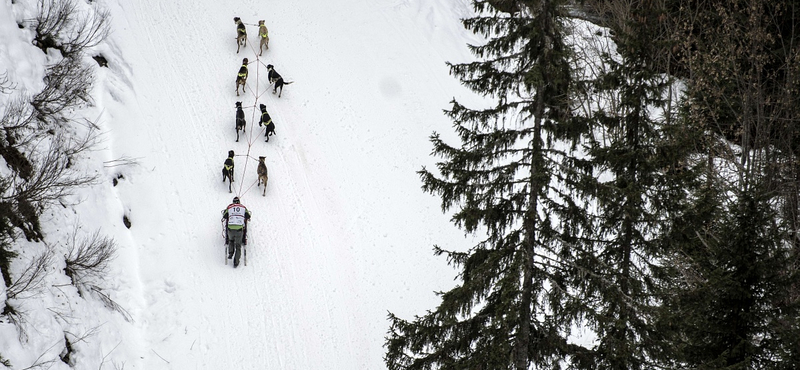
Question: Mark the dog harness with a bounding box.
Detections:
[261,111,272,125]
[238,65,248,78]
[237,23,246,34]
[260,28,268,38]
[224,158,234,171]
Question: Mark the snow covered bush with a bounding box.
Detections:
[63,229,116,295]
[32,0,109,58]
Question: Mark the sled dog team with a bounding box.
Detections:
[223,16,286,267]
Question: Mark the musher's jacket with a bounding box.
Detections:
[222,203,251,230]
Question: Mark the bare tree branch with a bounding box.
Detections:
[31,57,94,120]
[64,228,116,290]
[31,0,110,58]
[6,248,53,300]
[0,72,15,94]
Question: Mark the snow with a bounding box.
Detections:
[0,0,489,368]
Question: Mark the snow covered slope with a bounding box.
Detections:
[63,0,483,368]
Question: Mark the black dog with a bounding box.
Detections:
[235,101,246,142]
[259,104,276,142]
[222,150,235,193]
[236,58,249,96]
[266,64,293,98]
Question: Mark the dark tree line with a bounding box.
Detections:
[658,0,800,367]
[386,0,800,368]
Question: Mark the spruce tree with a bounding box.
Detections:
[664,186,798,368]
[384,0,581,369]
[564,1,686,368]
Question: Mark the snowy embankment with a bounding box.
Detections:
[2,0,487,368]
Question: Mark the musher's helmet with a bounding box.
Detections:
[232,196,240,204]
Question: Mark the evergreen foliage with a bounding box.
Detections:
[384,0,583,369]
[564,0,683,367]
[664,187,800,368]
[661,0,800,367]
[388,0,800,368]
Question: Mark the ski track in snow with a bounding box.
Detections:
[2,0,484,368]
